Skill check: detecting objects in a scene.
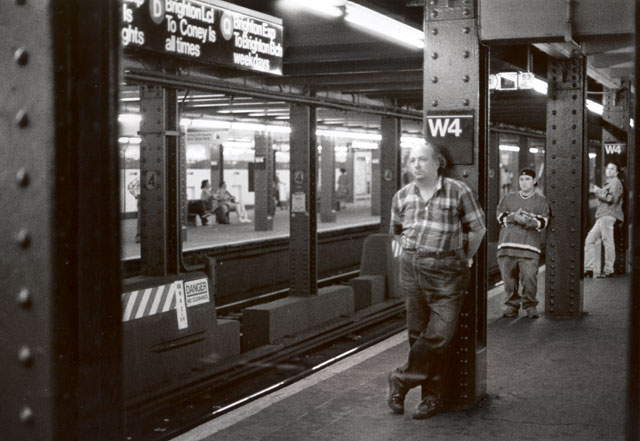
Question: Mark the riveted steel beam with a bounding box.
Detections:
[545,56,587,317]
[139,85,181,276]
[289,104,318,297]
[479,0,633,43]
[254,132,275,231]
[1,0,121,439]
[319,137,337,223]
[628,5,640,435]
[424,0,489,409]
[379,116,401,233]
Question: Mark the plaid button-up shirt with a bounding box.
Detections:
[390,176,485,252]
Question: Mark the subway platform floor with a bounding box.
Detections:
[174,270,630,441]
[121,203,381,260]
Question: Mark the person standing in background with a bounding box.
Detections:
[496,168,550,319]
[584,162,624,278]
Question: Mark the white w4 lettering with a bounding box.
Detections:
[604,144,623,154]
[427,118,462,137]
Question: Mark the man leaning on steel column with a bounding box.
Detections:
[387,140,486,420]
[584,162,624,278]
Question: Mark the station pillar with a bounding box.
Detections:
[545,56,587,317]
[254,132,275,231]
[210,142,223,189]
[289,103,318,296]
[1,1,122,438]
[319,136,337,222]
[424,0,488,409]
[379,116,401,232]
[370,147,381,216]
[601,81,631,274]
[139,84,181,276]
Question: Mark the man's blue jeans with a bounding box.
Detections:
[395,251,469,402]
[497,255,539,310]
[584,215,616,276]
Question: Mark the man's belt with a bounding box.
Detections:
[403,249,463,259]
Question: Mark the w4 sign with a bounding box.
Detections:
[425,111,474,165]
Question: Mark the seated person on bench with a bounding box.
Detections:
[215,181,251,223]
[200,179,227,225]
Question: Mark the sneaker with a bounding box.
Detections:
[597,273,614,278]
[584,271,593,278]
[526,307,539,319]
[503,306,519,317]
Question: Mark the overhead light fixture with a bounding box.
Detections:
[529,147,539,154]
[351,140,378,149]
[588,152,597,159]
[317,128,382,141]
[118,136,141,144]
[283,0,344,17]
[586,100,603,115]
[118,113,142,123]
[532,77,548,95]
[345,2,423,49]
[181,118,231,129]
[499,145,520,152]
[231,121,292,134]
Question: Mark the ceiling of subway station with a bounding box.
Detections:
[121,0,635,137]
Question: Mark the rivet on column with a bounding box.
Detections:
[14,47,29,65]
[17,288,31,308]
[19,406,34,425]
[16,229,30,248]
[15,110,29,128]
[16,168,30,187]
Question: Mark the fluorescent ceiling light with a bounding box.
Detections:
[529,147,539,153]
[532,78,548,95]
[499,145,520,152]
[181,118,231,129]
[119,113,142,123]
[586,100,603,115]
[589,152,597,159]
[300,0,344,17]
[345,2,423,49]
[317,128,382,141]
[231,122,292,134]
[351,140,378,149]
[118,136,141,144]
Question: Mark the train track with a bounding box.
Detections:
[124,297,405,441]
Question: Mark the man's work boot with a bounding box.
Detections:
[412,397,442,420]
[387,371,407,414]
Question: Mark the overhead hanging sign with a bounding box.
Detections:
[121,0,284,75]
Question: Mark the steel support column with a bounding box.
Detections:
[424,0,488,409]
[627,4,640,435]
[254,132,275,231]
[379,116,401,233]
[289,104,317,297]
[371,147,381,216]
[319,136,337,223]
[139,85,181,276]
[602,81,631,274]
[1,0,122,439]
[545,56,587,317]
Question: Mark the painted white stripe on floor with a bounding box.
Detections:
[172,332,407,441]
